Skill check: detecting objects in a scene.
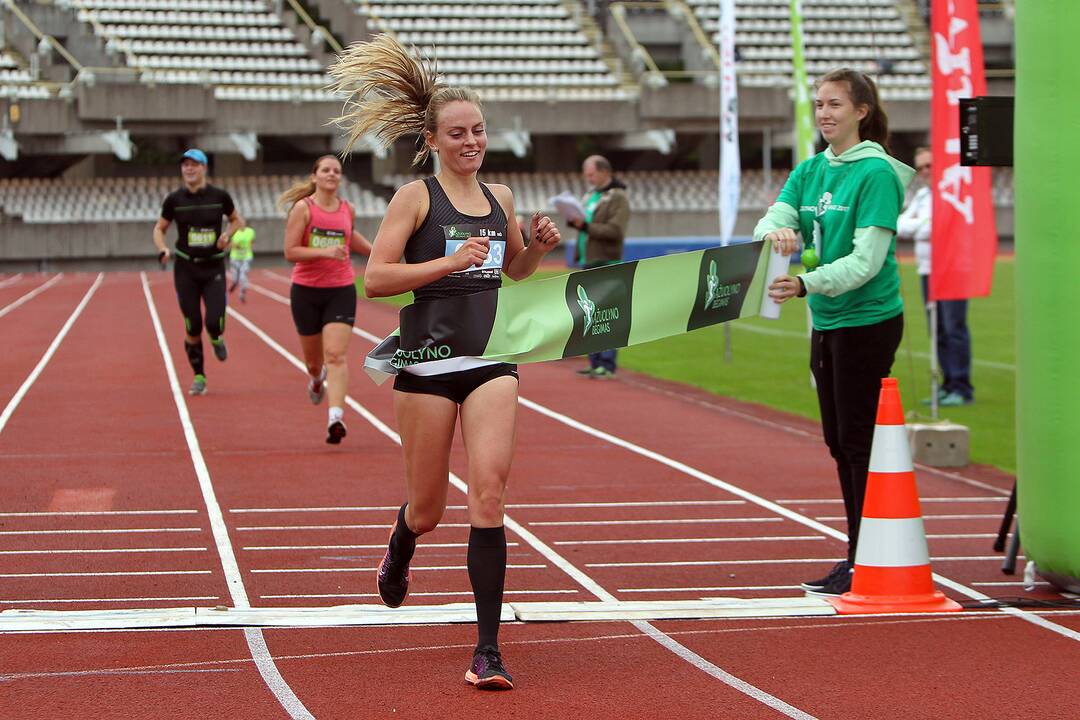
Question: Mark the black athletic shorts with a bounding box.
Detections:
[393,363,519,405]
[290,282,357,336]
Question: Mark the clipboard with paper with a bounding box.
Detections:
[548,191,586,223]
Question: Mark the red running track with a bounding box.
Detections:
[1,270,1078,719]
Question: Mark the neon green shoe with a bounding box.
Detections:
[189,374,207,396]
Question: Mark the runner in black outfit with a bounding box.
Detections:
[153,149,245,395]
[328,35,561,690]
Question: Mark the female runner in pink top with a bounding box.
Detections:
[281,155,373,444]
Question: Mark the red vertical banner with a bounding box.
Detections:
[930,0,998,300]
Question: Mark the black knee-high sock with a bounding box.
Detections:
[468,525,507,650]
[390,503,418,563]
[184,339,204,376]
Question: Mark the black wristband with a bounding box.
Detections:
[796,276,807,298]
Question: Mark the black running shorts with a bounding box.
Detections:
[393,363,519,405]
[290,282,357,336]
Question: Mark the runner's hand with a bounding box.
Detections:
[216,234,230,250]
[158,248,171,266]
[325,245,348,260]
[448,237,489,272]
[530,212,561,252]
[767,229,799,256]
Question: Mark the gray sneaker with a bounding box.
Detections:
[591,367,616,380]
[188,374,207,396]
[211,338,228,362]
[308,366,327,405]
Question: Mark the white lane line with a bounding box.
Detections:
[237,308,818,720]
[229,500,744,514]
[0,510,199,517]
[587,555,1024,569]
[260,590,580,600]
[0,272,24,289]
[925,533,998,540]
[231,505,468,514]
[0,596,220,604]
[0,547,207,555]
[249,564,548,574]
[972,581,1051,588]
[0,570,213,578]
[529,517,782,527]
[0,273,63,319]
[511,500,745,508]
[142,273,313,720]
[619,585,802,593]
[241,542,521,551]
[778,497,1007,505]
[554,536,825,546]
[816,514,1001,521]
[0,274,101,436]
[0,528,202,536]
[236,523,472,531]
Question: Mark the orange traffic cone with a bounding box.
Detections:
[828,378,963,614]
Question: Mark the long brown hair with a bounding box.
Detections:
[277,154,341,211]
[327,34,482,166]
[817,68,890,152]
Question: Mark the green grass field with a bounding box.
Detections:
[359,257,1017,474]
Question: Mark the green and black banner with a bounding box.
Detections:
[365,240,772,383]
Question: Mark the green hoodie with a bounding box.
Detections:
[753,140,914,330]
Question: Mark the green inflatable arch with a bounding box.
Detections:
[1015,1,1080,589]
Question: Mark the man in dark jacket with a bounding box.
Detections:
[567,155,631,378]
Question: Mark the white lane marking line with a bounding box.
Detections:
[586,555,1023,568]
[0,547,207,555]
[511,500,745,508]
[242,309,817,719]
[0,273,63,319]
[142,273,314,720]
[0,274,101,436]
[0,510,199,517]
[529,517,782,526]
[619,585,802,593]
[249,564,548,574]
[230,505,467,513]
[241,542,520,551]
[972,581,1051,588]
[0,596,220,604]
[617,374,1012,496]
[924,533,998,539]
[236,523,472,531]
[0,272,24,289]
[0,528,202,536]
[554,536,825,546]
[260,590,580,599]
[229,500,742,513]
[778,497,1007,504]
[816,514,1002,521]
[0,570,213,578]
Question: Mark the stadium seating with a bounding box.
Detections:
[0,175,387,223]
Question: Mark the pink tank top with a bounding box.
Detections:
[290,196,356,288]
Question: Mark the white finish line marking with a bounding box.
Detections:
[0,510,199,517]
[553,536,824,546]
[0,528,203,536]
[529,517,780,527]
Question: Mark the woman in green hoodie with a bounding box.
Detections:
[755,69,915,597]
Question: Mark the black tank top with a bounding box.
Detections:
[405,176,507,303]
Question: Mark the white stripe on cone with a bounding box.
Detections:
[868,424,913,473]
[853,517,930,567]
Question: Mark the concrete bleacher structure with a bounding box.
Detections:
[0,0,1014,266]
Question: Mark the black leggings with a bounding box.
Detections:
[174,258,227,339]
[811,312,904,562]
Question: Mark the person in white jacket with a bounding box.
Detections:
[897,147,974,406]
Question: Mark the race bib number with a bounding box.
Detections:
[443,224,505,280]
[187,227,217,247]
[310,227,346,249]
